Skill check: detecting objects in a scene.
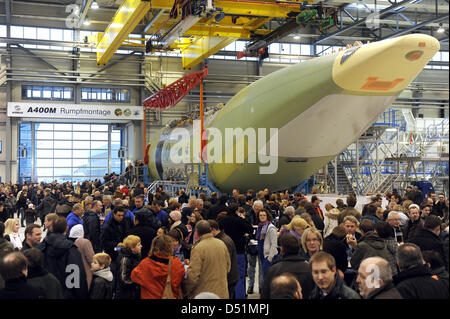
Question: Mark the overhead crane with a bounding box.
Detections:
[92,0,328,69]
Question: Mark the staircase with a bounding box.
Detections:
[432,176,449,197]
[328,161,354,195]
[374,174,403,194]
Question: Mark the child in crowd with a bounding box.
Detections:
[157,226,168,236]
[89,253,114,299]
[116,235,142,299]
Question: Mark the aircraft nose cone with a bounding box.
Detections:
[332,34,440,94]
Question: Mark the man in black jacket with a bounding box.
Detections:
[218,203,253,299]
[394,243,448,299]
[432,193,446,218]
[0,252,45,299]
[304,202,324,231]
[38,216,88,299]
[261,232,314,299]
[101,206,132,262]
[209,194,230,221]
[408,215,448,269]
[127,211,157,260]
[323,225,348,277]
[83,200,102,253]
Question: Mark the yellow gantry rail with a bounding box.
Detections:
[96,0,150,66]
[150,0,305,18]
[95,0,314,68]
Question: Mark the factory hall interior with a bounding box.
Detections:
[0,0,449,302]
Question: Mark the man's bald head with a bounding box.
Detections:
[0,252,28,281]
[357,257,393,298]
[270,273,302,299]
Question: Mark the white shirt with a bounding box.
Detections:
[8,232,23,250]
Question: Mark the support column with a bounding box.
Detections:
[334,157,338,194]
[376,129,379,191]
[108,124,112,174]
[356,140,359,194]
[5,0,12,182]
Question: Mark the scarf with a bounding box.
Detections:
[94,267,113,282]
[289,229,302,242]
[257,220,270,241]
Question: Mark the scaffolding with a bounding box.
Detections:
[324,108,449,197]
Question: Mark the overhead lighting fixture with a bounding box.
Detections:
[84,16,91,26]
[293,35,300,40]
[437,23,445,33]
[91,1,99,9]
[357,0,365,9]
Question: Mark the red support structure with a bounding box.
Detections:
[142,66,208,110]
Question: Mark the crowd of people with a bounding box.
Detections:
[0,180,448,300]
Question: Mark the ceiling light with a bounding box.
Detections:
[84,16,91,26]
[437,23,445,33]
[357,0,365,9]
[293,35,300,40]
[91,1,99,9]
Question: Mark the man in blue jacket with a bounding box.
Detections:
[66,203,83,234]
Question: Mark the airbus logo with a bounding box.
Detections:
[14,105,21,111]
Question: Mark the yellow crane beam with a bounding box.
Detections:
[149,0,307,18]
[96,0,150,66]
[181,36,236,69]
[147,21,272,38]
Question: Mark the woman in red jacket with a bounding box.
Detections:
[131,234,185,299]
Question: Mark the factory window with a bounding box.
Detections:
[22,85,74,101]
[269,43,280,54]
[291,44,300,55]
[81,88,130,103]
[20,123,123,183]
[301,44,311,56]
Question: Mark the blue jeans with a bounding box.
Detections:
[235,254,246,299]
[258,255,271,290]
[258,241,272,290]
[247,253,257,289]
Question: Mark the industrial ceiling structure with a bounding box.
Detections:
[0,0,448,69]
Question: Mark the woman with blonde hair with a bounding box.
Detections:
[323,203,341,238]
[282,216,309,242]
[116,235,142,299]
[4,218,22,250]
[301,227,323,261]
